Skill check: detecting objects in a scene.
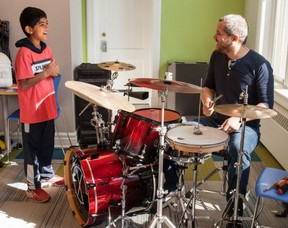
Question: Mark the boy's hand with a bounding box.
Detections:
[44,59,60,77]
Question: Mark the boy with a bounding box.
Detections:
[14,6,64,203]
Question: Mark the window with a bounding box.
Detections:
[257,0,288,108]
[272,0,288,85]
[258,0,288,86]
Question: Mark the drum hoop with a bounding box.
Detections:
[167,140,228,149]
[119,108,181,125]
[166,123,230,142]
[64,148,92,226]
[166,124,230,153]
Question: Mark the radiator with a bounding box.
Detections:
[260,103,288,170]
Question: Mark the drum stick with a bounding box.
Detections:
[264,176,288,192]
[79,102,92,116]
[211,94,223,107]
[264,182,277,192]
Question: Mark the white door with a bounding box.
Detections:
[86,0,161,107]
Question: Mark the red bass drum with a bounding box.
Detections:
[64,147,156,227]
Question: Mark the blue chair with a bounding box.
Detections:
[7,108,21,162]
[251,167,288,227]
[53,75,72,155]
[7,75,67,161]
[53,75,61,117]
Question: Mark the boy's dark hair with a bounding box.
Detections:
[20,7,47,37]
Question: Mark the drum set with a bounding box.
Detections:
[63,61,277,228]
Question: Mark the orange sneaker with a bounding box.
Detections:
[26,188,51,203]
[41,175,65,188]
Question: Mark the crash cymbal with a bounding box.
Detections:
[214,104,277,119]
[98,60,136,71]
[65,81,135,112]
[129,78,202,94]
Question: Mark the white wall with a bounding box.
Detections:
[0,0,83,142]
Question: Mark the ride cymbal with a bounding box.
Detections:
[129,78,202,94]
[65,81,135,112]
[214,104,277,119]
[98,60,136,71]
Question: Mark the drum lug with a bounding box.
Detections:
[109,200,120,207]
[87,183,96,189]
[147,125,153,136]
[121,117,128,127]
[138,144,147,160]
[113,139,121,153]
[87,181,109,189]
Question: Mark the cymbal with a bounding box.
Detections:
[65,81,135,112]
[98,60,136,71]
[129,78,202,94]
[214,104,277,119]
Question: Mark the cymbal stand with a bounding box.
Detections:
[215,86,251,227]
[149,90,176,228]
[102,71,119,91]
[100,72,119,139]
[90,104,110,147]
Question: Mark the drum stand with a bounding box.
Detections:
[90,104,111,147]
[149,91,176,228]
[163,163,190,221]
[107,155,139,228]
[79,103,111,147]
[178,153,210,227]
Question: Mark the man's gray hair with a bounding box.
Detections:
[220,14,248,44]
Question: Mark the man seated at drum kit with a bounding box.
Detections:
[181,14,275,219]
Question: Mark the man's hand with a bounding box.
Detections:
[203,101,214,116]
[219,117,241,133]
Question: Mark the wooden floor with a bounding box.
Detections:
[0,156,287,228]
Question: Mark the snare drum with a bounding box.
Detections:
[111,108,181,163]
[64,147,156,227]
[166,124,229,154]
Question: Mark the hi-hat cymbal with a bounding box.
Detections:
[65,81,135,112]
[129,78,202,94]
[214,104,277,119]
[98,60,136,71]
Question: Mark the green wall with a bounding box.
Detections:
[81,0,245,76]
[160,0,245,77]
